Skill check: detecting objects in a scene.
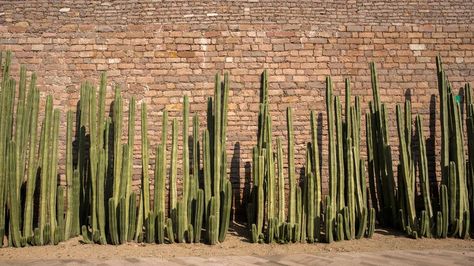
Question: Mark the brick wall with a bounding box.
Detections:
[1,1,473,215]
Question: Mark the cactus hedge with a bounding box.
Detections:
[0,50,472,247]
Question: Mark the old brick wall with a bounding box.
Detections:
[1,1,473,215]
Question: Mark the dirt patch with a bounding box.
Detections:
[0,225,473,260]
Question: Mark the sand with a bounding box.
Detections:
[0,224,473,260]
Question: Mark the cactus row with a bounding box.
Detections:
[1,50,472,247]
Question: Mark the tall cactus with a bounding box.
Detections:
[326,77,337,221]
[287,107,296,224]
[170,118,178,215]
[22,72,39,241]
[38,96,53,245]
[154,111,168,218]
[138,102,151,240]
[396,104,416,231]
[310,111,322,242]
[417,115,433,237]
[183,96,190,228]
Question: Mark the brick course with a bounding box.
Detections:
[0,1,473,215]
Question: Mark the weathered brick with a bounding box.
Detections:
[177,51,195,58]
[347,25,364,32]
[31,44,44,51]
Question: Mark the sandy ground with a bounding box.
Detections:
[0,223,473,260]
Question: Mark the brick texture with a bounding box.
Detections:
[0,1,473,216]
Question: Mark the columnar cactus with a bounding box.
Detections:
[368,63,397,227]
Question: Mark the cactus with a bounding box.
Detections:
[176,200,185,243]
[186,224,194,243]
[219,180,232,242]
[466,85,474,236]
[8,141,22,247]
[367,208,376,238]
[417,115,433,237]
[22,73,39,241]
[325,196,334,243]
[38,96,54,245]
[155,111,168,217]
[146,211,156,244]
[64,111,74,240]
[202,128,211,221]
[256,155,264,236]
[267,218,275,243]
[336,213,344,242]
[306,172,315,243]
[396,104,416,231]
[194,189,204,243]
[170,118,178,215]
[251,224,258,243]
[119,197,127,244]
[436,211,443,238]
[208,215,218,245]
[166,218,175,244]
[326,77,337,221]
[438,186,447,238]
[207,196,220,244]
[156,211,165,244]
[310,111,322,242]
[128,192,137,241]
[356,207,367,239]
[287,107,296,225]
[211,74,222,236]
[285,223,292,243]
[266,118,276,222]
[57,186,65,243]
[179,96,189,228]
[138,102,151,241]
[277,138,285,225]
[192,114,200,192]
[108,198,119,245]
[346,138,355,240]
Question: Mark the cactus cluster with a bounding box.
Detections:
[324,77,375,243]
[436,57,471,238]
[368,57,472,239]
[75,71,232,245]
[0,51,67,247]
[0,51,232,246]
[247,71,374,244]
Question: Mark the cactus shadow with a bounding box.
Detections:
[428,95,438,199]
[230,220,252,242]
[405,89,412,103]
[241,161,252,223]
[299,165,306,187]
[373,227,408,237]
